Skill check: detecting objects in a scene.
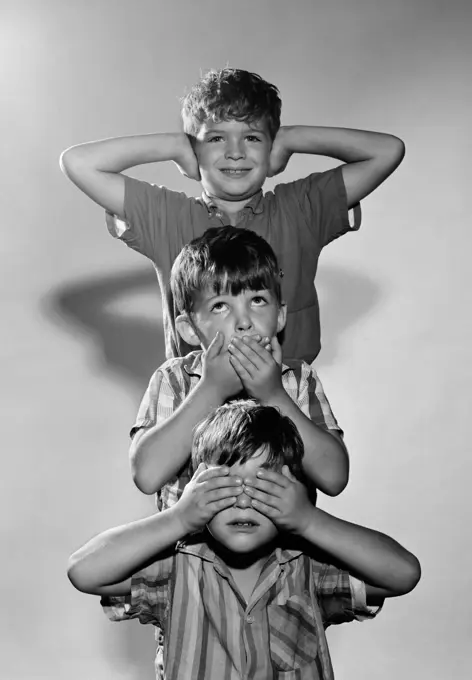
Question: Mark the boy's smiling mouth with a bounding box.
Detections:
[220,168,251,176]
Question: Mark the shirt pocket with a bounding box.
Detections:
[268,593,319,673]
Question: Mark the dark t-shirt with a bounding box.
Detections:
[106,168,360,362]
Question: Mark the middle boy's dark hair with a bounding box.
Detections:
[170,227,283,315]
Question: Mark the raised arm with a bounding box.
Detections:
[67,464,244,596]
[59,132,199,218]
[300,506,420,602]
[244,467,421,603]
[228,336,349,496]
[131,332,242,494]
[269,125,405,208]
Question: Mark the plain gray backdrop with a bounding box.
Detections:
[1,1,471,678]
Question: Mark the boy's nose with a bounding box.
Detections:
[234,492,252,509]
[234,312,252,332]
[225,140,245,159]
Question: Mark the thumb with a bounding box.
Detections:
[271,336,283,365]
[281,464,296,480]
[192,461,208,479]
[206,331,224,358]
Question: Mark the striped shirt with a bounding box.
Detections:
[102,534,378,680]
[131,351,342,510]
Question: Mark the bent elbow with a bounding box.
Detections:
[386,135,406,167]
[67,554,93,594]
[320,466,350,497]
[132,468,157,495]
[130,440,160,495]
[394,552,422,596]
[60,146,77,174]
[322,477,348,497]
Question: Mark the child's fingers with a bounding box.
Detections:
[207,495,239,513]
[228,340,259,372]
[253,468,290,488]
[228,351,253,380]
[204,474,243,491]
[197,465,229,482]
[243,484,281,510]
[191,462,208,479]
[249,497,279,519]
[206,331,224,358]
[240,336,272,363]
[205,485,243,503]
[281,465,297,481]
[270,336,283,364]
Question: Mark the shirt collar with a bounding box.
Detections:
[183,351,293,378]
[177,532,303,566]
[200,190,264,216]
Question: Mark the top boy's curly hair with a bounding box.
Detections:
[170,226,283,315]
[192,400,305,483]
[181,68,281,140]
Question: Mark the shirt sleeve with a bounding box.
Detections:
[105,175,195,263]
[131,365,182,437]
[131,362,194,509]
[101,553,174,627]
[279,167,361,249]
[296,363,343,435]
[312,562,380,627]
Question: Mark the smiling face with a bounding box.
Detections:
[193,119,272,202]
[187,286,286,351]
[207,448,279,554]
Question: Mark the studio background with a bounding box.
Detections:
[1,1,470,678]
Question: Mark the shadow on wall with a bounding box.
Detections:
[45,263,381,388]
[45,267,167,396]
[42,263,381,679]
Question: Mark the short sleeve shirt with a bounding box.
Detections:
[106,168,360,362]
[102,538,379,680]
[132,351,342,510]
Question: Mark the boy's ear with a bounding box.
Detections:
[276,302,287,334]
[175,314,201,347]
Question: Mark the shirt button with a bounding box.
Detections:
[246,615,254,624]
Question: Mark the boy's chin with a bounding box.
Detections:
[203,180,266,202]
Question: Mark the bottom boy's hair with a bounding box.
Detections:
[192,400,305,482]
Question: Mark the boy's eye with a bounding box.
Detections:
[208,135,224,143]
[246,135,261,142]
[252,296,268,306]
[211,302,227,313]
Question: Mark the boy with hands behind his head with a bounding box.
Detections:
[130,226,349,507]
[68,401,420,680]
[60,68,405,362]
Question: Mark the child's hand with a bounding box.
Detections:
[202,331,244,401]
[242,466,312,534]
[267,127,292,178]
[173,134,201,181]
[175,463,243,534]
[227,335,284,403]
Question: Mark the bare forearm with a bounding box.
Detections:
[279,125,404,206]
[68,506,185,594]
[61,132,190,174]
[265,390,349,495]
[300,507,421,596]
[60,132,196,216]
[281,125,404,163]
[131,381,224,494]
